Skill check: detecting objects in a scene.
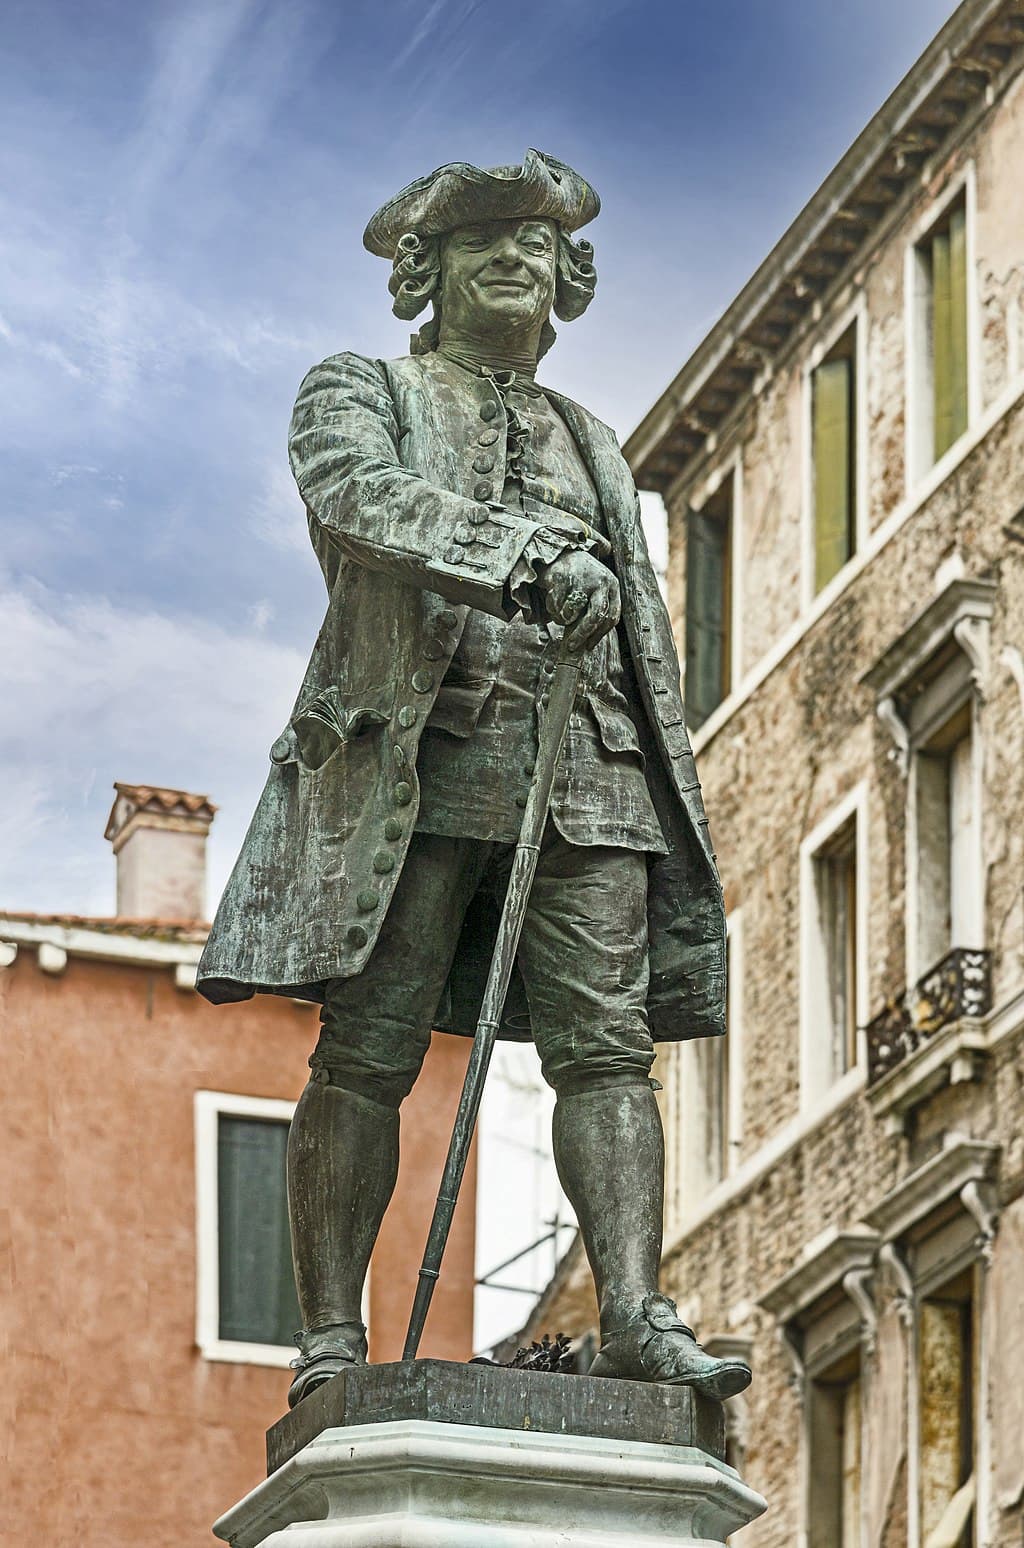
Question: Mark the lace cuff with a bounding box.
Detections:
[508,527,594,623]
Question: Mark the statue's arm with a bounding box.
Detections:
[288,352,559,619]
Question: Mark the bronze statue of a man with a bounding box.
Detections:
[198,150,750,1407]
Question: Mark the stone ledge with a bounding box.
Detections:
[267,1358,725,1474]
[219,1419,767,1548]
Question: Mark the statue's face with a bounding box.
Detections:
[439,218,557,337]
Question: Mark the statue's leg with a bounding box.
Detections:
[287,831,487,1407]
[518,830,751,1398]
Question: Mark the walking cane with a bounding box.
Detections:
[402,608,587,1362]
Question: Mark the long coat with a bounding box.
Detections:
[197,350,726,1042]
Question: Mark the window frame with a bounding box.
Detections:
[802,294,869,612]
[904,162,979,492]
[669,907,746,1212]
[194,1089,298,1368]
[799,784,869,1112]
[683,456,743,731]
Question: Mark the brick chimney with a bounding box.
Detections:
[104,783,217,922]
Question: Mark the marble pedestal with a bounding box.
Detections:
[214,1361,767,1548]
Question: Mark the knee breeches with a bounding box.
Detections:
[310,826,655,1108]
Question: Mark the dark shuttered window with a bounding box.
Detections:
[917,194,968,466]
[684,481,732,731]
[812,325,857,594]
[217,1114,300,1346]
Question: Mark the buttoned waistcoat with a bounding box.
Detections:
[196,350,726,1042]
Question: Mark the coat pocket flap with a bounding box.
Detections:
[291,687,391,771]
[585,692,643,756]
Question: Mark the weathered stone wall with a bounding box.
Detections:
[532,49,1024,1548]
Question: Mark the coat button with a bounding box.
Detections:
[438,609,458,629]
[412,669,433,693]
[473,455,495,474]
[515,793,528,809]
[445,545,466,564]
[384,818,403,841]
[523,762,535,776]
[422,639,445,660]
[542,659,555,674]
[467,506,489,526]
[394,781,413,805]
[480,399,499,421]
[398,705,417,728]
[356,889,380,913]
[347,924,369,948]
[473,480,493,501]
[478,428,499,446]
[270,735,291,763]
[453,524,477,545]
[373,851,396,874]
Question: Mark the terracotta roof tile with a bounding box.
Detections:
[0,910,209,943]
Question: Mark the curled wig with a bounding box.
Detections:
[388,228,597,357]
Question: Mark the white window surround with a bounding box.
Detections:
[671,907,746,1211]
[195,1089,297,1369]
[800,292,870,613]
[799,783,870,1113]
[864,1135,999,1548]
[862,576,993,988]
[725,907,745,1174]
[903,160,981,493]
[689,452,744,701]
[686,366,1024,763]
[759,1226,878,1548]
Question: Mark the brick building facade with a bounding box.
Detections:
[527,3,1024,1543]
[1,784,477,1545]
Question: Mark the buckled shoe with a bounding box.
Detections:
[589,1293,752,1399]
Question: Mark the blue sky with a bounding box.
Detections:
[1,0,957,914]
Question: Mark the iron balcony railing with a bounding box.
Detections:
[866,947,992,1085]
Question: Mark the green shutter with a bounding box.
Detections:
[933,203,968,461]
[685,506,729,729]
[812,354,854,593]
[949,203,968,447]
[218,1115,301,1346]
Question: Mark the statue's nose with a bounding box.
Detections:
[490,236,523,268]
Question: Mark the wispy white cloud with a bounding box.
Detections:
[0,571,304,913]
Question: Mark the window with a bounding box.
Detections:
[808,1354,863,1548]
[217,1113,300,1346]
[685,478,733,729]
[863,1139,996,1548]
[919,1271,977,1547]
[913,703,979,976]
[758,1229,877,1548]
[863,577,991,1003]
[195,1091,301,1365]
[815,818,859,1083]
[910,190,970,478]
[811,323,858,593]
[801,793,865,1107]
[673,912,743,1204]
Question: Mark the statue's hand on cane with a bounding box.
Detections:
[537,550,621,652]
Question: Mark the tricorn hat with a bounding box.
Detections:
[363,148,600,258]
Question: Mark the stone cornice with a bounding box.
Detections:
[758,1226,879,1327]
[625,0,1024,493]
[862,1136,999,1241]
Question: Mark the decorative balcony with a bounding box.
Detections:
[866,948,992,1085]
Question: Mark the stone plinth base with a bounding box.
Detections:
[214,1418,766,1547]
